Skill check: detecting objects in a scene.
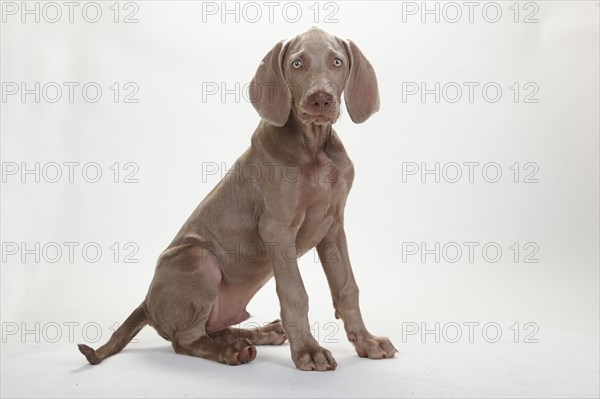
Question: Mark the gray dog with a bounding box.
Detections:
[78,27,397,371]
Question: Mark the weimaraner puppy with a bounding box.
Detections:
[78,27,397,371]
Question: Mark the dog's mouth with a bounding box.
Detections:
[299,113,332,125]
[298,109,339,125]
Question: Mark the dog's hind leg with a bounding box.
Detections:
[209,320,287,345]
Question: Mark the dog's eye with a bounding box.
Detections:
[333,58,343,67]
[292,60,303,69]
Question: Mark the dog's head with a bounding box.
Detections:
[250,27,379,127]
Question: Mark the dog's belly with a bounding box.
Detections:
[206,283,254,333]
[207,256,274,333]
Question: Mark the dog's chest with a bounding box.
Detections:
[295,150,352,249]
[304,150,351,193]
[308,151,341,187]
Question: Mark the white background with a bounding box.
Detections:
[1,1,599,397]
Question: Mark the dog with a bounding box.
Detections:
[78,27,397,372]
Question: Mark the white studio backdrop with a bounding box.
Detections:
[1,1,598,398]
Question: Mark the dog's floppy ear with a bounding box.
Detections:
[249,40,291,127]
[343,39,380,124]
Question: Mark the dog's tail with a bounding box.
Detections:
[77,303,148,365]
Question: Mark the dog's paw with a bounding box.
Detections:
[351,333,398,359]
[264,320,288,345]
[225,339,257,365]
[292,345,337,371]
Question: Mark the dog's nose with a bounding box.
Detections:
[308,91,333,113]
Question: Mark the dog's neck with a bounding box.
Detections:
[285,109,332,159]
[301,122,332,157]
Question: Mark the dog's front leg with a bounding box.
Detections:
[316,224,398,359]
[260,221,337,371]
